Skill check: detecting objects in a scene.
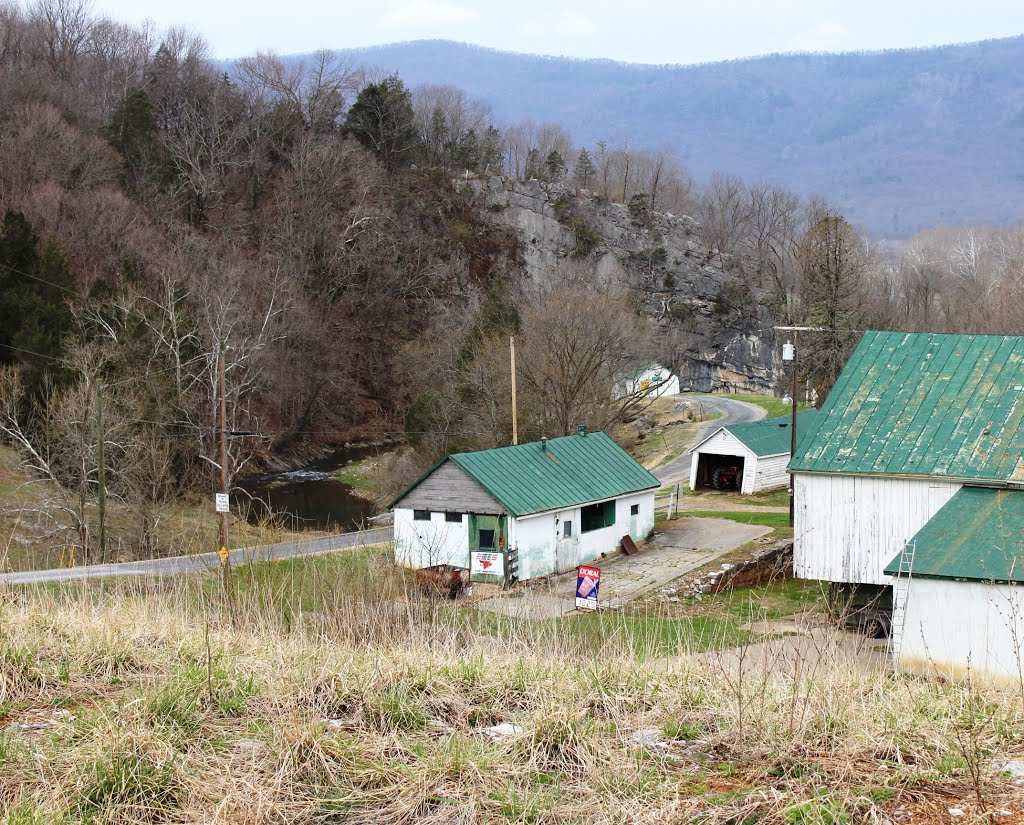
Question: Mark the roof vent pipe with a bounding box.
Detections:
[577,424,588,436]
[541,437,548,452]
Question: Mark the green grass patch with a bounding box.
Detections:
[702,580,824,624]
[217,544,402,615]
[709,392,813,418]
[332,456,379,495]
[749,487,791,507]
[683,510,791,530]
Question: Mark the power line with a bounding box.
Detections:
[0,341,65,364]
[0,259,86,299]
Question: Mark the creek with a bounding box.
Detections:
[235,444,382,532]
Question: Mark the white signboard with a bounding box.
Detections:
[471,551,504,576]
[215,493,230,513]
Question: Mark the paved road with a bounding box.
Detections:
[0,526,394,585]
[653,396,767,487]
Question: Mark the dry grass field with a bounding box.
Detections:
[1,551,1023,824]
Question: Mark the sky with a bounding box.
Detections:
[89,0,1024,64]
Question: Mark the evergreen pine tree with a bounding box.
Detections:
[573,148,596,189]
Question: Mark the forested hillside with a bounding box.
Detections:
[336,37,1024,235]
[5,0,1024,563]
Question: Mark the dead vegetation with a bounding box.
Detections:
[0,558,1022,824]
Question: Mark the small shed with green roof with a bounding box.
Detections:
[688,410,817,494]
[882,487,1024,682]
[390,431,660,582]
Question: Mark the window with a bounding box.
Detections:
[581,501,615,533]
[630,504,639,516]
[445,512,463,523]
[478,529,496,549]
[413,510,431,521]
[563,520,572,538]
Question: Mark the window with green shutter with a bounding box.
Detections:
[580,501,615,532]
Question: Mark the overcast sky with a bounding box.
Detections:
[89,0,1024,64]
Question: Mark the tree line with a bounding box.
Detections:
[2,0,1023,561]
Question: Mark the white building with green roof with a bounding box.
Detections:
[688,410,817,494]
[389,431,660,583]
[791,330,1024,682]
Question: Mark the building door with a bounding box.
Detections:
[555,515,579,573]
[469,514,507,574]
[629,503,639,539]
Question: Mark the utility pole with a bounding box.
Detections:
[776,326,824,528]
[510,336,519,446]
[217,341,233,598]
[96,381,106,565]
[789,335,798,528]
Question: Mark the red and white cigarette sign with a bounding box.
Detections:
[471,551,504,575]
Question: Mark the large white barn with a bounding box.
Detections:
[790,331,1024,682]
[688,411,817,494]
[390,431,660,583]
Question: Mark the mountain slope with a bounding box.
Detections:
[333,38,1024,236]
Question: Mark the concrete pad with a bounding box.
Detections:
[475,517,771,620]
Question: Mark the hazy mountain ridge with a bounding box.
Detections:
[329,37,1024,236]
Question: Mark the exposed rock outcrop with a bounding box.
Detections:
[463,176,781,392]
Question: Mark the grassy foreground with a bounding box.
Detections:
[2,555,1024,823]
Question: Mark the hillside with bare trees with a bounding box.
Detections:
[4,0,1024,564]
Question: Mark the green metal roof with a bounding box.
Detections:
[392,432,660,517]
[790,331,1024,482]
[726,410,819,458]
[884,487,1024,582]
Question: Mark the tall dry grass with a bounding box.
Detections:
[0,554,1022,823]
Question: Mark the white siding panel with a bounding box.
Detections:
[751,454,790,493]
[740,454,758,494]
[511,491,656,581]
[515,512,557,580]
[394,508,469,569]
[900,579,1024,684]
[794,474,960,585]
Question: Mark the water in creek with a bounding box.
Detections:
[235,444,382,532]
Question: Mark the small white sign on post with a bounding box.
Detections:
[215,493,230,513]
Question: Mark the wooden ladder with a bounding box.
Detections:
[889,540,917,660]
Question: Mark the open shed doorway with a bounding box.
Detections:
[694,453,745,491]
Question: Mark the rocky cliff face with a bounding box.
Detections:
[464,176,780,393]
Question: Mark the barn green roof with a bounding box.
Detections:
[790,331,1024,482]
[884,487,1024,583]
[390,432,660,517]
[726,410,819,458]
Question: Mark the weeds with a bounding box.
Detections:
[0,554,1021,822]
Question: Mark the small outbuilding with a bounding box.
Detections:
[688,411,817,494]
[884,487,1024,684]
[390,431,660,583]
[618,361,680,399]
